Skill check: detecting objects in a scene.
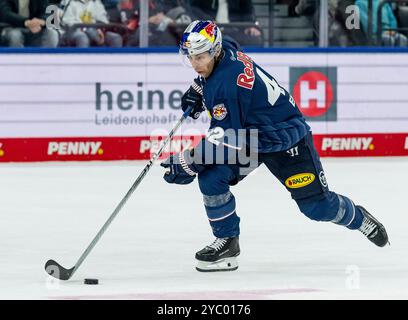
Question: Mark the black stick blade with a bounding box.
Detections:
[45,259,75,281]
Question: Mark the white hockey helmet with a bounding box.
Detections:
[179,20,222,57]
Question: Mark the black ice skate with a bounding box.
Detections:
[357,206,389,247]
[195,237,240,272]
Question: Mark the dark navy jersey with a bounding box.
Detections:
[194,39,311,164]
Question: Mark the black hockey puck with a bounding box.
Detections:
[84,278,99,285]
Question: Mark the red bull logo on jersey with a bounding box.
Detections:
[405,136,408,150]
[48,141,103,156]
[212,104,228,120]
[0,142,4,157]
[236,51,254,90]
[285,173,315,189]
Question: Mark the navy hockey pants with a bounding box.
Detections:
[197,132,364,238]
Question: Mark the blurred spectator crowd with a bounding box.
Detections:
[0,0,263,47]
[0,0,407,48]
[288,0,408,46]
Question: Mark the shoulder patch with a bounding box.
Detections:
[212,104,228,120]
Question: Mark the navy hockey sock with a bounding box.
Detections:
[333,194,364,230]
[203,191,240,238]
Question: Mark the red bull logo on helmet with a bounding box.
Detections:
[200,22,216,43]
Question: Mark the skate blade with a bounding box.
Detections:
[195,257,238,272]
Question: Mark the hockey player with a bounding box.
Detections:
[160,20,389,272]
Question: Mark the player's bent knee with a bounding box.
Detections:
[296,192,339,222]
[198,166,236,196]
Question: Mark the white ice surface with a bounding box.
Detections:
[0,158,407,300]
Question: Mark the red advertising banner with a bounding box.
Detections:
[314,133,408,157]
[0,133,407,163]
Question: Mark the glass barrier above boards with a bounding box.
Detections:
[0,0,407,49]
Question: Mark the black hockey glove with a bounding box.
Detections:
[181,78,205,120]
[160,149,204,185]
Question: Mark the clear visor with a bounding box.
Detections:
[179,49,215,68]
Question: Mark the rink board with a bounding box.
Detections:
[0,51,407,162]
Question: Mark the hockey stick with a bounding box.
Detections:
[45,105,193,280]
